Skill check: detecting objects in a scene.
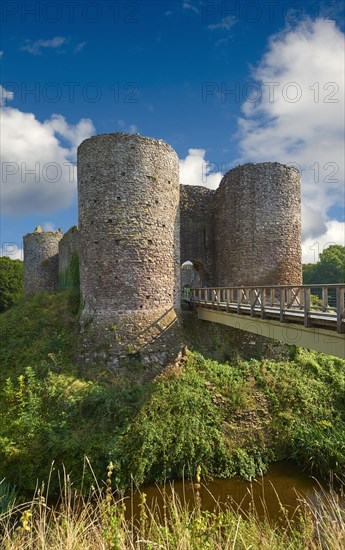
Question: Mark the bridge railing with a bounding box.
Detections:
[191,284,345,334]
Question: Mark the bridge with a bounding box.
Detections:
[191,284,345,359]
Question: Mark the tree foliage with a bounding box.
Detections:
[303,244,345,284]
[0,257,24,313]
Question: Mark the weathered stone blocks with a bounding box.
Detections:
[77,133,182,366]
[180,185,215,285]
[58,226,79,274]
[23,226,62,294]
[213,163,302,286]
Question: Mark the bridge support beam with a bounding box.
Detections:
[197,309,345,359]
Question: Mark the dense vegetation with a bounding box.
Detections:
[1,291,345,499]
[0,257,24,313]
[303,244,345,284]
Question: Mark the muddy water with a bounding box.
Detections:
[124,462,326,521]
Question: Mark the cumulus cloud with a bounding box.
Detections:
[21,36,68,55]
[0,244,23,261]
[44,114,95,158]
[179,148,222,189]
[236,18,345,258]
[0,84,14,106]
[0,88,95,217]
[302,220,345,263]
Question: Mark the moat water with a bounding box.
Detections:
[124,461,334,522]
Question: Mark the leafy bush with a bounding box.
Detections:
[0,365,147,494]
[245,349,345,475]
[0,257,24,313]
[1,291,345,497]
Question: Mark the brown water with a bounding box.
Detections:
[124,462,326,522]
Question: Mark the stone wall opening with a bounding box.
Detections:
[181,260,208,290]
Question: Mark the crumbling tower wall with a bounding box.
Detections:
[180,185,215,285]
[58,226,80,289]
[58,226,79,274]
[77,133,182,367]
[23,227,62,294]
[213,163,302,286]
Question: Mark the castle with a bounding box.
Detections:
[23,133,302,367]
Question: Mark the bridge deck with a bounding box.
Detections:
[194,300,343,330]
[190,284,345,359]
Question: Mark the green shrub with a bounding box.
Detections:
[1,291,345,497]
[58,253,80,291]
[0,257,24,313]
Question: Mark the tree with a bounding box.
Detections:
[303,244,345,284]
[0,257,24,312]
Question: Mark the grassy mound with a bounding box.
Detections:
[1,291,345,496]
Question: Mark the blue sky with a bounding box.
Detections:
[1,0,344,263]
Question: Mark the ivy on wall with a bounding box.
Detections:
[58,253,80,291]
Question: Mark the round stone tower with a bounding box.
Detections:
[24,226,63,294]
[77,133,181,367]
[214,163,302,286]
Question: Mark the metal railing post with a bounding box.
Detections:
[304,287,311,327]
[322,287,328,312]
[237,290,241,315]
[261,288,266,319]
[336,287,345,333]
[280,288,285,322]
[249,289,254,316]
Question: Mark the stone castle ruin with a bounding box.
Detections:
[23,133,302,367]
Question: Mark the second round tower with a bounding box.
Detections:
[214,162,302,286]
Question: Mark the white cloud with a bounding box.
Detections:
[116,120,139,133]
[179,148,222,189]
[236,18,344,257]
[1,93,95,217]
[208,16,237,31]
[302,220,345,263]
[21,36,68,55]
[0,84,14,106]
[1,244,23,261]
[182,1,199,14]
[74,41,86,53]
[44,114,95,158]
[43,222,56,232]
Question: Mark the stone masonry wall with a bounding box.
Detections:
[180,185,215,285]
[213,163,302,286]
[58,226,79,274]
[22,138,303,368]
[24,227,62,294]
[77,133,182,368]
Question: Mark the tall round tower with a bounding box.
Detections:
[77,133,181,367]
[23,226,63,294]
[214,163,302,286]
